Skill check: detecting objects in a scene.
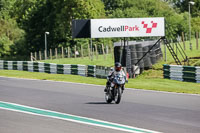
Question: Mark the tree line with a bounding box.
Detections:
[0,0,199,60]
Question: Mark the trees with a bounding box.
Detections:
[0,0,106,59]
[169,0,200,17]
[102,0,188,39]
[14,0,105,53]
[0,0,198,60]
[192,17,200,32]
[169,0,200,36]
[0,0,24,58]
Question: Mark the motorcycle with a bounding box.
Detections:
[105,73,126,104]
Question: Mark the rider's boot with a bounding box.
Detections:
[104,87,108,92]
[122,86,124,93]
[104,81,110,92]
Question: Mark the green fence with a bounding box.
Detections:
[163,64,200,83]
[0,60,112,79]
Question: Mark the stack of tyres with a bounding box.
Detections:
[148,45,157,65]
[154,43,162,61]
[126,47,132,77]
[114,46,121,63]
[158,42,163,59]
[130,45,138,65]
[136,44,144,73]
[113,40,163,76]
[142,46,152,69]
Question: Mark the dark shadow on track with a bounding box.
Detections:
[85,102,114,104]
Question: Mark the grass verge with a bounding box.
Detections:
[1,70,200,94]
[43,54,114,67]
[42,39,200,68]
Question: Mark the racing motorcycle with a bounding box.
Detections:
[105,73,126,104]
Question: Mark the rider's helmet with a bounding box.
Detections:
[115,62,122,72]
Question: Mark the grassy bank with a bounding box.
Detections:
[42,39,200,68]
[43,54,114,67]
[161,39,200,66]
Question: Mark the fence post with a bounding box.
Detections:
[90,39,93,61]
[106,45,109,54]
[182,32,186,50]
[95,44,98,60]
[81,45,83,59]
[102,44,106,60]
[44,50,47,60]
[196,32,199,50]
[34,52,37,60]
[62,47,64,58]
[88,43,90,59]
[30,52,33,61]
[110,45,114,59]
[39,51,41,60]
[164,43,167,62]
[68,47,70,58]
[75,45,77,58]
[92,48,95,60]
[50,49,52,60]
[55,48,58,59]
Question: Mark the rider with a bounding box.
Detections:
[104,62,126,92]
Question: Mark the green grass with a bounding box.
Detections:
[193,60,200,66]
[127,70,200,94]
[43,54,114,67]
[0,70,200,94]
[42,39,200,68]
[1,38,200,94]
[161,39,200,66]
[0,70,106,85]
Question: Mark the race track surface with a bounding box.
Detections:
[0,77,200,133]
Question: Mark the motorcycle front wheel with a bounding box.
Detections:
[114,87,122,104]
[105,87,112,103]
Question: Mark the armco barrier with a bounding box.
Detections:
[87,65,96,77]
[63,64,71,74]
[163,64,200,83]
[0,60,111,79]
[0,60,3,69]
[96,66,111,79]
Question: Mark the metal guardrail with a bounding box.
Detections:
[163,64,200,83]
[0,60,112,79]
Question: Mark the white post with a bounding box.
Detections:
[189,1,195,51]
[45,32,49,59]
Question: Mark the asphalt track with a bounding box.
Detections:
[0,76,200,133]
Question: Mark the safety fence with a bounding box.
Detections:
[163,64,200,83]
[0,60,112,79]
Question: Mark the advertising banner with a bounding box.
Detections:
[91,17,165,38]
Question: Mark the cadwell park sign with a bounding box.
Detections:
[72,17,165,38]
